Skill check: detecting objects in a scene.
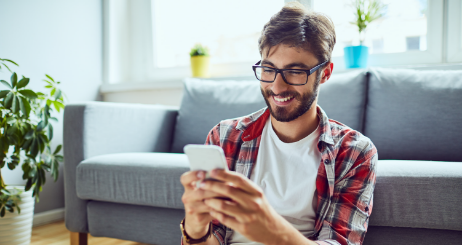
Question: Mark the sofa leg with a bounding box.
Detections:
[70,232,88,245]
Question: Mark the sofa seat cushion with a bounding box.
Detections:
[371,160,462,231]
[76,153,189,209]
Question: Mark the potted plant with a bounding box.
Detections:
[0,58,65,244]
[190,44,211,78]
[344,0,386,68]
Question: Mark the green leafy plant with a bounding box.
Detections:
[0,59,19,73]
[0,58,65,217]
[350,0,386,44]
[190,44,210,57]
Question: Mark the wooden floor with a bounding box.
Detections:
[31,220,153,245]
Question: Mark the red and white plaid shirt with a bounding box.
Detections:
[187,105,377,245]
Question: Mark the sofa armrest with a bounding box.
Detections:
[63,101,178,233]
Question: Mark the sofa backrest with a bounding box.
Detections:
[364,68,462,161]
[318,69,368,132]
[170,79,266,153]
[171,71,368,153]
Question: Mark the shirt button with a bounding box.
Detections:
[324,159,330,164]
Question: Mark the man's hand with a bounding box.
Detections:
[180,170,227,240]
[199,169,294,245]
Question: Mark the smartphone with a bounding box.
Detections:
[183,144,229,179]
[184,144,232,201]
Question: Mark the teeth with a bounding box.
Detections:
[274,96,293,102]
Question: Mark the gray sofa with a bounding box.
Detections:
[64,68,462,245]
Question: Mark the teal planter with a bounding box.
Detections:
[344,45,369,68]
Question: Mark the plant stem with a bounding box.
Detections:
[0,168,5,192]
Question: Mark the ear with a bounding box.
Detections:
[320,62,334,84]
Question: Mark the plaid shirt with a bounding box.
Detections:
[185,105,377,245]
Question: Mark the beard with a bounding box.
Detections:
[261,72,321,122]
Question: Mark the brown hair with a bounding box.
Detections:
[258,2,336,64]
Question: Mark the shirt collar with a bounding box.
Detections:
[237,105,335,146]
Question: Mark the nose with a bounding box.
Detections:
[271,72,290,95]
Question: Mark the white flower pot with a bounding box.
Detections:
[0,186,35,245]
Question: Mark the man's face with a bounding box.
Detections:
[260,44,324,122]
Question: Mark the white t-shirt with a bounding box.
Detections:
[229,117,322,244]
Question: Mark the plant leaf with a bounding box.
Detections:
[30,138,38,157]
[0,80,12,89]
[0,90,10,98]
[54,89,62,100]
[16,77,30,89]
[4,92,13,108]
[25,178,33,191]
[36,121,46,131]
[12,95,19,114]
[47,123,53,141]
[20,97,31,118]
[18,89,38,99]
[45,74,55,82]
[19,96,26,116]
[1,63,12,72]
[37,135,45,154]
[53,144,62,155]
[52,160,59,181]
[11,73,17,88]
[23,138,33,150]
[3,59,18,66]
[53,101,64,112]
[25,129,34,140]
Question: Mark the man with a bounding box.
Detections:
[180,2,377,245]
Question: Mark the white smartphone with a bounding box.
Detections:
[183,144,229,179]
[184,144,232,200]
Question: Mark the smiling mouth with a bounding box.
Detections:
[273,95,294,102]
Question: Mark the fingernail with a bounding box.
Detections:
[199,181,206,189]
[197,171,204,178]
[195,180,203,189]
[225,201,234,205]
[210,169,217,177]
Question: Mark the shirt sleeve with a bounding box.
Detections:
[315,140,378,245]
[206,123,228,245]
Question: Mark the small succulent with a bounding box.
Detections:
[190,44,210,57]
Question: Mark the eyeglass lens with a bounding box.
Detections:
[254,67,307,85]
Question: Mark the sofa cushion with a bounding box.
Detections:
[76,153,189,209]
[318,69,368,132]
[171,78,266,153]
[364,68,462,161]
[371,160,462,231]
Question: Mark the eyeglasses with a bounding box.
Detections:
[252,60,328,86]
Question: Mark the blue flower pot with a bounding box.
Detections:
[344,46,369,69]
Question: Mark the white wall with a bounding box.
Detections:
[0,0,102,213]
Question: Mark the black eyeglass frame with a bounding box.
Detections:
[252,60,328,86]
